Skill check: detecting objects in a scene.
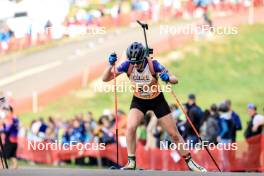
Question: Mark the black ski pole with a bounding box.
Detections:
[0,135,8,169]
[136,20,153,56]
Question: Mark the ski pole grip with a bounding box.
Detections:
[137,20,143,26]
[148,48,153,55]
[136,20,148,30]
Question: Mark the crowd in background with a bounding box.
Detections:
[22,94,264,150]
[0,0,256,54]
[140,94,264,149]
[25,110,128,146]
[1,93,263,168]
[0,26,14,51]
[0,0,180,54]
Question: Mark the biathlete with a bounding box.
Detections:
[102,42,207,172]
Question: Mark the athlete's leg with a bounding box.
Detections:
[158,113,207,172]
[126,108,144,155]
[122,108,144,170]
[158,114,189,156]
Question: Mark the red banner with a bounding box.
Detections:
[17,134,264,171]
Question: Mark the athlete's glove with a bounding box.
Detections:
[160,72,170,82]
[108,53,117,66]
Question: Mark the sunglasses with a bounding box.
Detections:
[130,61,142,65]
[129,59,144,65]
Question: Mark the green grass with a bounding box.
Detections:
[162,24,264,140]
[20,24,264,140]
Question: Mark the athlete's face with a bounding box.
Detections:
[134,62,143,69]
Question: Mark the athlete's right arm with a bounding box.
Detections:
[102,53,129,82]
[102,65,121,82]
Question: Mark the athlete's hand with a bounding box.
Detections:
[160,72,170,82]
[108,53,117,66]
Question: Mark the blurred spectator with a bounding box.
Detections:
[86,111,97,131]
[61,122,71,144]
[244,103,264,171]
[171,104,186,136]
[115,110,127,135]
[45,116,57,142]
[200,105,219,144]
[210,103,219,119]
[27,119,41,141]
[244,103,264,139]
[0,25,14,53]
[218,102,236,171]
[38,117,48,138]
[96,115,115,144]
[45,20,52,29]
[132,0,150,11]
[217,102,235,144]
[185,94,203,145]
[1,105,19,169]
[83,121,93,142]
[70,118,85,143]
[170,104,181,121]
[153,125,163,148]
[225,99,242,142]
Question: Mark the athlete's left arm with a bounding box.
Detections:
[153,60,178,84]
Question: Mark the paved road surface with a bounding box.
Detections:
[0,23,173,99]
[1,168,263,176]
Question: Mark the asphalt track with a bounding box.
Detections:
[0,168,263,176]
[0,22,171,99]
